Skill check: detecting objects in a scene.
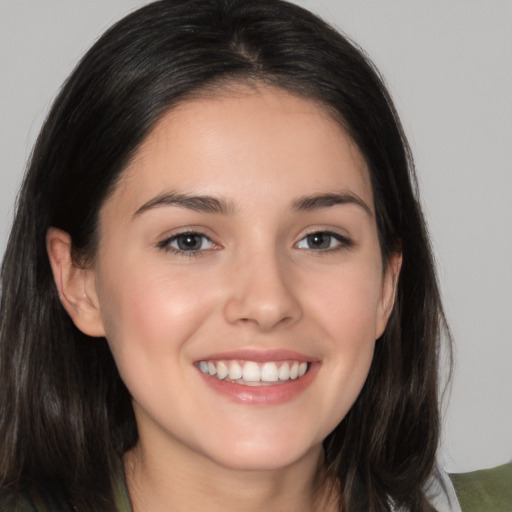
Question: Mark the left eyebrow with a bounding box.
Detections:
[133,192,236,218]
[292,192,373,217]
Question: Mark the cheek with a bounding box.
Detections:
[96,262,217,374]
[306,262,384,341]
[301,266,382,414]
[95,265,223,439]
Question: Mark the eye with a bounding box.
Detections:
[159,232,216,253]
[296,231,351,251]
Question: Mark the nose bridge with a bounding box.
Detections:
[223,240,302,331]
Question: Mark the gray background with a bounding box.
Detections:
[1,0,511,473]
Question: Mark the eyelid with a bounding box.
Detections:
[157,229,220,256]
[155,226,353,256]
[295,229,353,251]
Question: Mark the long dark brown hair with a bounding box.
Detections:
[0,1,450,510]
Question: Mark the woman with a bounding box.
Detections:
[0,0,457,510]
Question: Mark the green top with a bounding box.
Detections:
[115,477,132,512]
[450,462,512,512]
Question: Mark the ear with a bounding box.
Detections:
[46,227,105,337]
[375,250,402,339]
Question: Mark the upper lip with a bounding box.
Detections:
[195,348,318,363]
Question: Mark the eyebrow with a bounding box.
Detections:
[133,190,372,218]
[292,192,373,216]
[133,192,236,217]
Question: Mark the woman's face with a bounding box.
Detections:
[85,85,399,471]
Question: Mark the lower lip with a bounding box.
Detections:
[197,363,320,405]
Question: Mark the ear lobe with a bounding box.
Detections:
[46,227,105,337]
[375,251,402,339]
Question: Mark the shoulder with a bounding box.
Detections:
[450,462,512,512]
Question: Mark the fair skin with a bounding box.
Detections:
[47,85,401,512]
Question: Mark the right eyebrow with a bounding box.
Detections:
[292,191,373,217]
[133,191,237,218]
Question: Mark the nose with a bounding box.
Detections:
[223,247,303,332]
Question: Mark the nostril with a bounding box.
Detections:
[223,285,303,331]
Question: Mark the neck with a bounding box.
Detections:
[124,438,337,512]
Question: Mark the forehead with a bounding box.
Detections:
[106,84,372,216]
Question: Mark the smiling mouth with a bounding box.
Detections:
[197,360,310,386]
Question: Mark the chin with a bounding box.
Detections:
[199,432,323,472]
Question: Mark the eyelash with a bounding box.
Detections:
[157,230,353,257]
[295,230,353,252]
[157,231,217,257]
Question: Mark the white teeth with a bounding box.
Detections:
[261,362,278,382]
[290,361,299,380]
[228,361,242,380]
[278,362,290,380]
[198,359,310,385]
[242,361,260,382]
[216,361,229,380]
